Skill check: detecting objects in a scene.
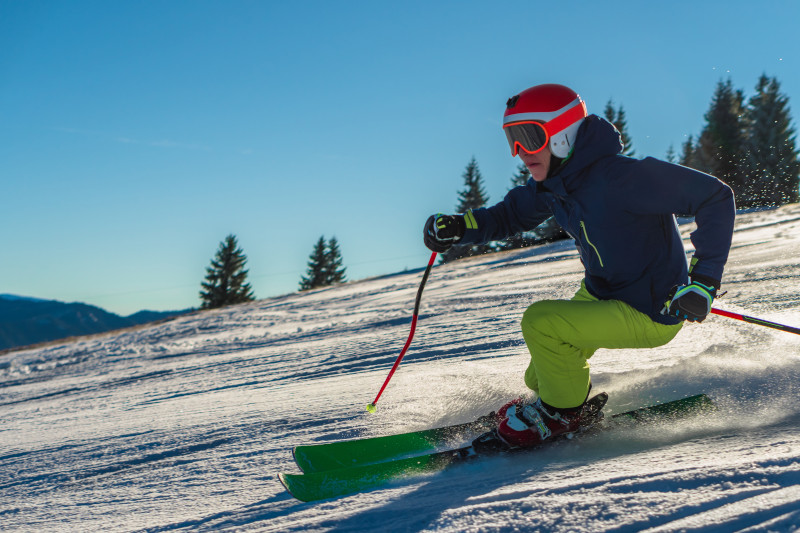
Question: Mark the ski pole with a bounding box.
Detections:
[367,251,437,413]
[710,307,800,336]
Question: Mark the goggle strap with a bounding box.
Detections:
[543,101,587,136]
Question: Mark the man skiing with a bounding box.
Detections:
[423,84,735,449]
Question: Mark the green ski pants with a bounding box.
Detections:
[521,281,683,409]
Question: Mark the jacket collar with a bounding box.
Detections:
[538,115,623,197]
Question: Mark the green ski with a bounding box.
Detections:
[293,414,496,474]
[609,392,714,422]
[280,393,714,502]
[281,445,478,503]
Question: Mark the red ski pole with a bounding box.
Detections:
[367,251,437,413]
[710,307,800,336]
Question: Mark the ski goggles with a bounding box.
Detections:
[503,121,549,156]
[503,99,587,156]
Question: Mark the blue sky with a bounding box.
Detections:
[1,1,798,315]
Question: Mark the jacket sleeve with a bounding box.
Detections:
[613,157,735,282]
[459,182,553,245]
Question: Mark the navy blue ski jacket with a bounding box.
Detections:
[460,115,735,325]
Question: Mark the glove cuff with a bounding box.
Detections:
[690,273,720,293]
[453,215,466,240]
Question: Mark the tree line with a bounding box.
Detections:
[677,75,799,208]
[198,234,347,309]
[198,74,799,307]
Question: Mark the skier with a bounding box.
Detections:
[423,84,735,449]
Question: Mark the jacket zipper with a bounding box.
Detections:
[579,220,604,267]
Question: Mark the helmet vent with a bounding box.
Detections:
[506,95,519,109]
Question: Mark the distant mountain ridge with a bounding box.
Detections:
[0,295,192,352]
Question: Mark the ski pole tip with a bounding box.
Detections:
[366,403,377,414]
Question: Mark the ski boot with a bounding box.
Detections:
[496,398,583,448]
[493,397,525,423]
[473,393,608,453]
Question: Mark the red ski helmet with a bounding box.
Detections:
[503,84,587,159]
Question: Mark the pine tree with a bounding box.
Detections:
[442,158,491,262]
[299,236,347,290]
[299,236,329,291]
[679,136,696,167]
[665,144,677,164]
[741,74,800,206]
[324,237,347,285]
[697,79,747,196]
[680,134,714,173]
[680,135,707,170]
[604,99,635,157]
[456,156,489,212]
[199,234,255,309]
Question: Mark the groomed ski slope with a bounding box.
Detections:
[2,204,800,532]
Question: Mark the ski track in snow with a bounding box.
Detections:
[2,205,800,532]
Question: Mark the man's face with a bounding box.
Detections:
[517,143,551,182]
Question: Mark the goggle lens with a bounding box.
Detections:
[504,121,548,156]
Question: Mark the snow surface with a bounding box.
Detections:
[3,205,800,532]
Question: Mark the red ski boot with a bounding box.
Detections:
[496,398,583,449]
[493,397,526,423]
[473,393,607,453]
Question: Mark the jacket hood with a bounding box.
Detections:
[543,115,623,195]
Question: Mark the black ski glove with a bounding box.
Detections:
[423,214,466,253]
[662,273,720,323]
